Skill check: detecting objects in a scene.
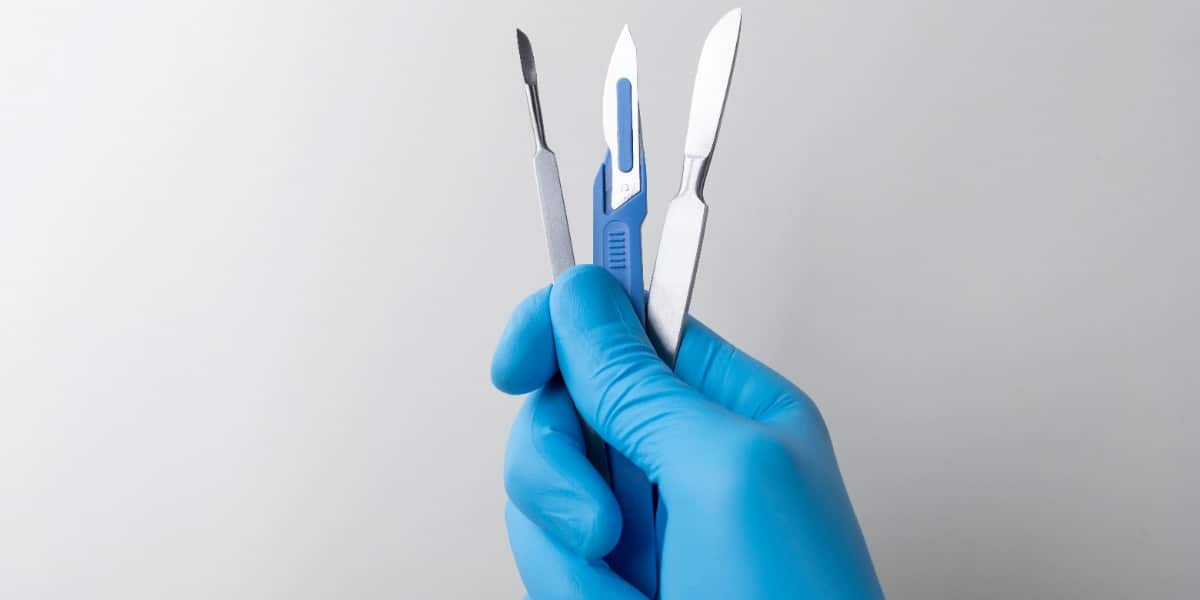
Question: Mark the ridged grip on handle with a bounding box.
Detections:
[593,152,647,321]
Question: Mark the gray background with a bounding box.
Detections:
[1,1,1196,598]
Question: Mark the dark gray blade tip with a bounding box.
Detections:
[516,29,536,85]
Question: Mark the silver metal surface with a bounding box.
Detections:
[601,26,641,210]
[647,9,742,366]
[517,29,576,278]
[516,29,609,483]
[683,10,742,161]
[646,182,707,364]
[532,150,575,277]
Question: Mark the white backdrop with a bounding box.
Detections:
[2,1,1197,597]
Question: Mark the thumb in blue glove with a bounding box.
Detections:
[493,265,883,599]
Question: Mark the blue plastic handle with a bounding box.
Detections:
[593,149,656,597]
[593,153,647,322]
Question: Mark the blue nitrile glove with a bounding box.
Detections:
[492,266,884,599]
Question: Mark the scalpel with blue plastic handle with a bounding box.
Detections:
[595,26,647,322]
[593,25,658,599]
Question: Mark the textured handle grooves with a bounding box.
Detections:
[593,154,647,322]
[606,228,628,269]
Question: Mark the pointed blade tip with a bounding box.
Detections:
[616,24,636,54]
[712,8,743,37]
[684,9,744,158]
[704,9,742,46]
[608,25,638,70]
[603,24,639,97]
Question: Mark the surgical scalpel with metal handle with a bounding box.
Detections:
[646,9,742,367]
[516,28,611,480]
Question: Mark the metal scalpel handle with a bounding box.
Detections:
[519,30,576,278]
[532,149,574,278]
[517,28,610,480]
[646,169,707,367]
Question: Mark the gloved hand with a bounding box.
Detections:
[492,265,884,599]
